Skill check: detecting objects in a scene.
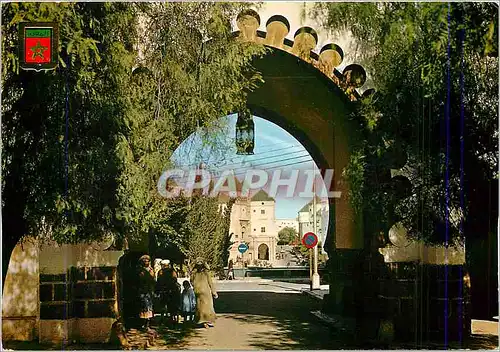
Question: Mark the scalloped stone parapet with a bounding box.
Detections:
[237,9,260,42]
[264,15,290,48]
[234,10,373,101]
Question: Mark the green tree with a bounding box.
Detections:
[112,2,265,244]
[2,2,139,286]
[178,195,234,273]
[278,226,299,245]
[1,2,265,288]
[312,3,498,245]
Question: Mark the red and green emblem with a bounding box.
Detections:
[19,22,58,71]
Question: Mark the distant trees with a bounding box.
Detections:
[278,227,299,245]
[180,196,234,273]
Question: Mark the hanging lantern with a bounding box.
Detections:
[235,111,255,155]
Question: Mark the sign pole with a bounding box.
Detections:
[312,165,321,290]
[309,248,312,281]
[302,230,319,287]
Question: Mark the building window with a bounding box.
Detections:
[261,209,265,214]
[261,202,264,205]
[254,228,256,231]
[253,210,256,212]
[235,234,239,239]
[261,227,266,233]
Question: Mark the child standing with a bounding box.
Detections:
[180,280,196,323]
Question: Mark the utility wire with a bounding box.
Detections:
[207,150,310,170]
[175,142,305,166]
[169,156,317,185]
[174,142,306,169]
[172,153,313,181]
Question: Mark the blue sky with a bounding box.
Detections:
[171,114,329,219]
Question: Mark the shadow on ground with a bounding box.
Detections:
[2,321,202,351]
[214,291,499,350]
[126,320,202,350]
[214,291,356,350]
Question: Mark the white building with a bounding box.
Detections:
[297,197,329,248]
[226,189,279,267]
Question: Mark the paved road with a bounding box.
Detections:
[214,279,311,293]
[147,289,353,350]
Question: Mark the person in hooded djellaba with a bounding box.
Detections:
[190,258,218,328]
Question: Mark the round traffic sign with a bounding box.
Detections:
[238,243,248,254]
[302,232,318,249]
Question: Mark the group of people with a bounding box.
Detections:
[136,255,218,331]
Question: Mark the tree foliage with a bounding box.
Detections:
[113,2,265,243]
[2,2,138,249]
[313,3,498,244]
[278,226,298,245]
[1,2,265,285]
[178,196,234,272]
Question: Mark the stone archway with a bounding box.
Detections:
[234,10,368,316]
[234,10,369,256]
[257,244,270,261]
[234,10,471,344]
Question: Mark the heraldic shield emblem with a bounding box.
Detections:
[19,22,59,71]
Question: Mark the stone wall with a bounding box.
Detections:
[37,241,123,345]
[379,241,465,265]
[378,262,471,344]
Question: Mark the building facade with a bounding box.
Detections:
[297,197,329,248]
[227,190,279,267]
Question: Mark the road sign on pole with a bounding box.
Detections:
[238,243,249,254]
[302,232,318,249]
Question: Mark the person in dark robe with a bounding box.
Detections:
[227,259,235,280]
[137,255,155,331]
[156,260,181,326]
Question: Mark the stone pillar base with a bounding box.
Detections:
[379,262,471,345]
[323,249,363,316]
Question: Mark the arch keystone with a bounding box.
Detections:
[236,9,260,42]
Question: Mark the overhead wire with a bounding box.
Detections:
[166,157,322,192]
[173,141,306,169]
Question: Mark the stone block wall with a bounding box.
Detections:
[70,266,117,319]
[38,266,118,344]
[37,242,123,345]
[39,267,117,319]
[378,262,471,344]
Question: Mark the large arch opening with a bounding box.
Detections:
[257,244,269,261]
[116,22,364,335]
[169,113,331,270]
